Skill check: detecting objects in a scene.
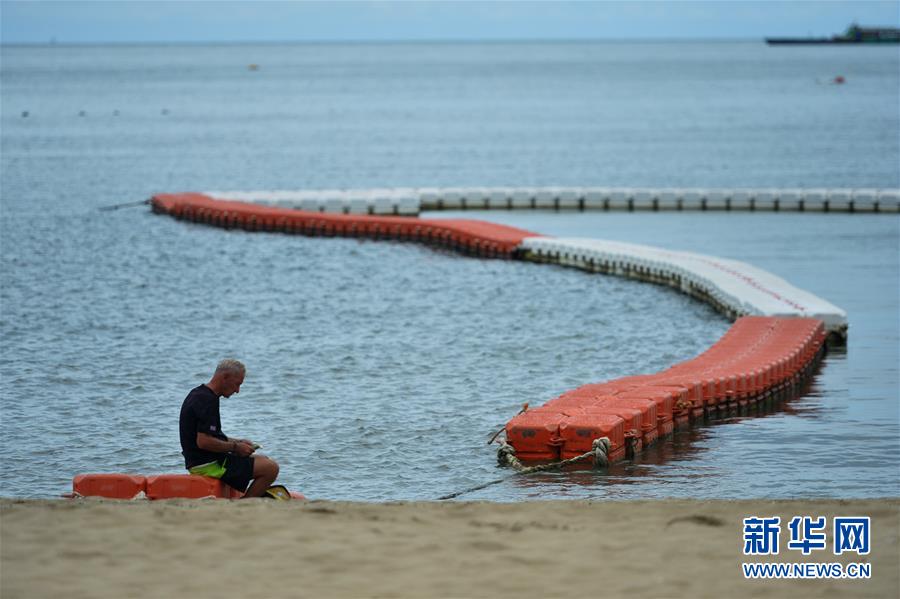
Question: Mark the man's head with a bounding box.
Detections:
[209,359,245,398]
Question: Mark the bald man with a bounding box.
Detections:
[179,359,279,498]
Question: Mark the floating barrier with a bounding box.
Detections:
[148,193,845,470]
[69,473,305,500]
[202,186,900,215]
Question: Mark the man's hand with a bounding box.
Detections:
[233,441,255,457]
[240,438,261,451]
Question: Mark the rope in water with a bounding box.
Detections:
[98,198,150,211]
[436,437,611,501]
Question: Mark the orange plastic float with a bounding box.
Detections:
[69,473,305,500]
[71,474,146,499]
[146,474,240,499]
[504,409,564,461]
[558,413,626,462]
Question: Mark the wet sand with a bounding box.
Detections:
[1,498,896,598]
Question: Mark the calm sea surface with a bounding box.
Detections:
[1,42,897,500]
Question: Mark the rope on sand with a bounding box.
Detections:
[436,437,610,501]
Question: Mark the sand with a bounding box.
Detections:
[1,498,896,599]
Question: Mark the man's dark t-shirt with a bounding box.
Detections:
[179,384,228,469]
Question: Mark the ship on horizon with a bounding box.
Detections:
[766,23,900,45]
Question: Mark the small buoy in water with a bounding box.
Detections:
[21,111,29,118]
[248,64,259,71]
[78,110,86,117]
[833,75,845,84]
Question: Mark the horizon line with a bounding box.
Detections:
[0,36,778,47]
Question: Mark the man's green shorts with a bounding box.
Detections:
[188,455,255,492]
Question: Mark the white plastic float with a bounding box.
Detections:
[518,236,848,339]
[205,188,422,216]
[206,187,900,215]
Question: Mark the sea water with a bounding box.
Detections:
[1,41,897,500]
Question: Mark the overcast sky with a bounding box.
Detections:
[2,1,899,44]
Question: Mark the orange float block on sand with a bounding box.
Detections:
[146,474,241,500]
[70,474,305,500]
[72,473,147,499]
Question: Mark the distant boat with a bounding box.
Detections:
[766,23,900,45]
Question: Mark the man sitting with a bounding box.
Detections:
[179,359,279,498]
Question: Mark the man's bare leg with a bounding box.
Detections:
[242,456,279,498]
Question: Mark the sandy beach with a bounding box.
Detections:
[1,498,896,598]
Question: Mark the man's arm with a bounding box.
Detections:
[196,433,254,457]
